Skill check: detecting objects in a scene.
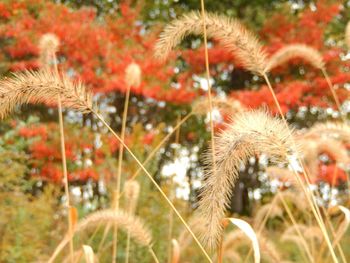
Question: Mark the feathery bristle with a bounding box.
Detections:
[0,70,92,118]
[299,137,349,178]
[155,11,267,75]
[276,191,309,212]
[282,224,322,244]
[178,216,204,247]
[264,44,325,72]
[223,230,281,263]
[125,63,142,87]
[253,203,283,229]
[197,109,296,249]
[39,33,60,67]
[304,121,350,143]
[266,166,299,188]
[76,209,152,246]
[123,179,140,214]
[192,96,245,116]
[49,209,152,263]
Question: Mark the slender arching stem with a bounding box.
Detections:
[321,68,346,123]
[243,189,313,263]
[149,246,160,263]
[278,193,314,262]
[120,112,193,197]
[52,52,74,263]
[96,112,193,253]
[262,73,339,263]
[112,83,131,263]
[91,109,213,263]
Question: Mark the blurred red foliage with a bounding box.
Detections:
[0,0,196,104]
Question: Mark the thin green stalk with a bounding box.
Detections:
[52,51,74,263]
[112,83,131,262]
[91,109,212,263]
[149,246,160,263]
[97,113,193,253]
[263,73,339,263]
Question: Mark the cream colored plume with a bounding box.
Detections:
[266,166,299,188]
[155,11,267,75]
[304,121,350,143]
[223,229,281,263]
[331,205,350,248]
[253,203,283,228]
[125,63,142,87]
[123,179,140,214]
[39,33,60,68]
[0,70,92,118]
[197,109,295,249]
[298,137,349,179]
[48,209,152,262]
[265,44,325,72]
[192,96,245,116]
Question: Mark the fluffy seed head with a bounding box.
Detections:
[282,224,322,244]
[253,203,283,229]
[0,70,92,119]
[125,63,142,87]
[39,33,60,67]
[49,209,152,263]
[123,179,140,214]
[197,109,296,249]
[304,121,350,143]
[298,137,349,178]
[223,230,281,263]
[192,96,245,116]
[264,44,325,73]
[266,166,299,188]
[76,209,152,246]
[155,11,268,75]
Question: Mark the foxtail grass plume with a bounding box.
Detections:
[39,33,60,67]
[48,209,152,263]
[76,209,152,246]
[125,63,142,87]
[266,166,299,188]
[264,44,325,73]
[124,179,140,214]
[276,191,309,212]
[299,137,349,178]
[197,109,295,249]
[304,121,350,143]
[192,96,245,116]
[282,224,323,244]
[0,70,92,119]
[223,229,280,263]
[331,205,350,247]
[253,203,283,229]
[178,216,208,249]
[155,11,267,75]
[227,218,260,263]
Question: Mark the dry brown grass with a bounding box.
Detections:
[197,109,295,249]
[0,70,92,118]
[155,11,267,75]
